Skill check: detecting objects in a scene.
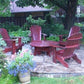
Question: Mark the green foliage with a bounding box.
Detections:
[7,49,36,76]
[25,15,46,28]
[80,13,84,17]
[74,23,84,27]
[15,0,66,9]
[46,36,59,41]
[16,0,43,7]
[0,0,11,17]
[0,10,11,17]
[9,29,31,43]
[0,22,21,31]
[0,38,7,47]
[76,13,84,18]
[9,29,30,37]
[45,14,53,24]
[42,23,68,36]
[78,0,84,5]
[0,49,7,71]
[0,69,19,84]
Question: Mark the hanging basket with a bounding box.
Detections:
[18,71,30,84]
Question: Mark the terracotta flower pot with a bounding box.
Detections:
[18,71,30,84]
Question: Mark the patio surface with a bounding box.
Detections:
[5,44,84,78]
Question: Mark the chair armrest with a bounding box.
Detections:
[11,36,21,39]
[3,39,15,42]
[41,33,47,40]
[52,45,65,49]
[12,37,23,45]
[3,37,22,45]
[58,34,68,41]
[41,33,47,36]
[59,35,64,41]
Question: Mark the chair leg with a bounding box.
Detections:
[34,47,38,56]
[47,50,51,56]
[34,49,37,56]
[34,47,42,56]
[53,55,57,63]
[72,54,81,64]
[48,47,53,57]
[52,48,57,63]
[12,41,16,54]
[57,56,69,68]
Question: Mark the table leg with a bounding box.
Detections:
[52,47,57,63]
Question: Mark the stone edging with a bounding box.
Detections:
[31,72,84,78]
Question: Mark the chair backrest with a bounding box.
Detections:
[63,44,78,57]
[68,26,80,37]
[63,33,82,57]
[0,28,12,47]
[68,32,82,45]
[30,25,41,42]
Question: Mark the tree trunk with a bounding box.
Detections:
[63,0,78,30]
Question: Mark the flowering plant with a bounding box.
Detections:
[7,49,36,76]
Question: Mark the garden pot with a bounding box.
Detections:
[18,71,30,84]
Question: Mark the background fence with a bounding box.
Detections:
[0,17,84,27]
[0,17,26,26]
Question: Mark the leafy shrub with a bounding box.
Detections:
[9,29,30,37]
[9,29,31,43]
[74,23,84,27]
[0,38,7,47]
[0,69,19,84]
[46,36,59,41]
[0,10,11,17]
[45,13,53,24]
[0,22,21,31]
[23,15,46,29]
[42,23,68,36]
[0,49,7,72]
[23,15,68,37]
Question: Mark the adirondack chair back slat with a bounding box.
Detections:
[0,28,12,47]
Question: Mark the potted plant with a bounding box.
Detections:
[7,49,36,83]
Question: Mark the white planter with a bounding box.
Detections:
[18,71,30,84]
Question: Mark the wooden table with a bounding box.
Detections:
[30,40,58,56]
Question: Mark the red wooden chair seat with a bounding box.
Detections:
[0,28,24,54]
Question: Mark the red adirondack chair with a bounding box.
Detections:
[52,33,82,68]
[0,28,24,54]
[30,25,50,55]
[59,26,80,46]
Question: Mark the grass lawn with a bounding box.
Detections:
[0,74,84,84]
[30,76,84,84]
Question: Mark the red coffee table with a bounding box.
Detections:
[30,40,58,56]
